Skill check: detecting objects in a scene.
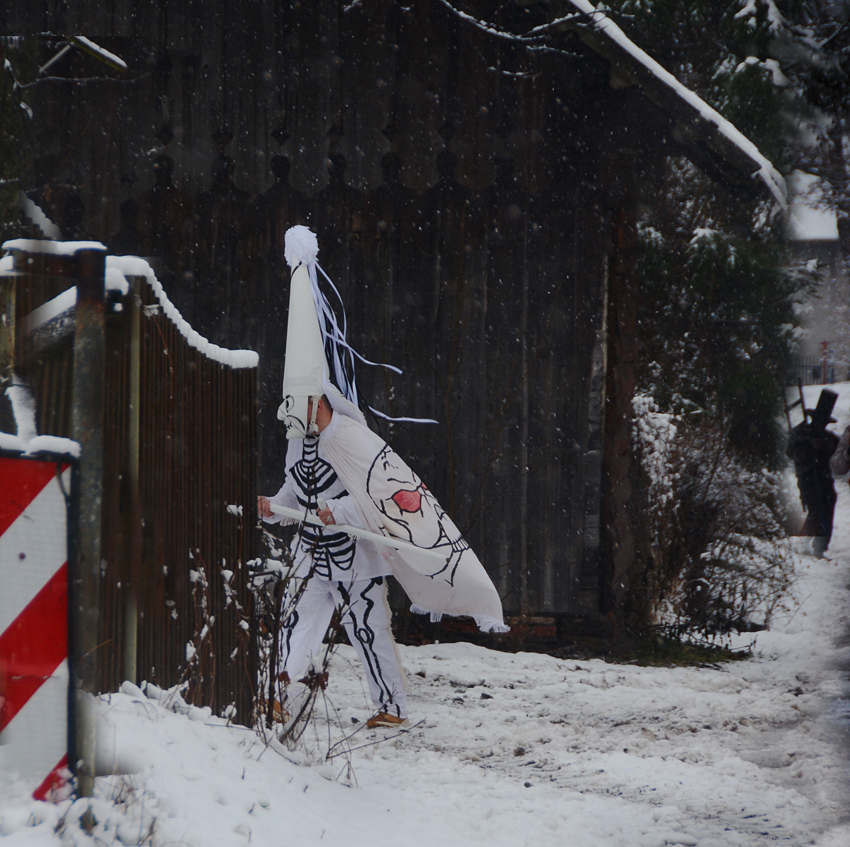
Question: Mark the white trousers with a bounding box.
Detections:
[279,575,408,719]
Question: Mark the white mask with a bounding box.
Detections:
[278,394,319,439]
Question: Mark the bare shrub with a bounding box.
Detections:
[630,394,795,643]
[249,525,340,747]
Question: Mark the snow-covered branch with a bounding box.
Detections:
[432,0,586,57]
[66,36,127,71]
[16,74,138,89]
[4,32,129,92]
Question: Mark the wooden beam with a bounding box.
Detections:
[68,245,106,799]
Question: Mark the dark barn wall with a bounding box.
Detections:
[5,1,661,622]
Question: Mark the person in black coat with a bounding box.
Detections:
[787,389,839,558]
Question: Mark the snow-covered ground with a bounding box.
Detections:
[3,390,850,847]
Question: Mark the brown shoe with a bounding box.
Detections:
[300,670,329,691]
[256,698,290,724]
[366,712,409,729]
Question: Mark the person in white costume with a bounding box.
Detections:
[258,395,409,728]
[258,225,508,729]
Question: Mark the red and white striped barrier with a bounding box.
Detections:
[0,455,72,801]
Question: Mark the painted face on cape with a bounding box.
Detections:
[367,446,453,550]
[278,394,310,439]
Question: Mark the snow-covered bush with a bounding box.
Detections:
[630,393,794,642]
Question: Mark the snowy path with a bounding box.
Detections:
[312,389,850,845]
[2,544,849,847]
[319,539,850,847]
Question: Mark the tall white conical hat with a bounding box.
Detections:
[278,228,329,438]
[282,263,327,401]
[279,224,433,435]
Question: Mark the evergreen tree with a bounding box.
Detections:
[602,0,817,463]
[0,39,29,242]
[596,1,824,636]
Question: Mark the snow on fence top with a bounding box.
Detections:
[566,0,787,207]
[3,238,107,255]
[0,431,81,458]
[1,242,259,370]
[19,268,129,335]
[108,256,259,369]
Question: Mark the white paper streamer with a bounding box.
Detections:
[283,226,437,426]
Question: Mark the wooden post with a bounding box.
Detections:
[68,245,106,799]
[0,271,14,391]
[0,278,14,363]
[125,276,143,684]
[602,184,640,650]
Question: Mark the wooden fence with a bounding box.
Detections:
[3,242,259,722]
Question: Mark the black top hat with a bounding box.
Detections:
[806,388,838,423]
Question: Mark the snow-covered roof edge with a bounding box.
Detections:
[786,171,839,241]
[107,256,259,369]
[564,0,787,208]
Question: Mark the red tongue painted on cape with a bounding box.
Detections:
[392,489,421,513]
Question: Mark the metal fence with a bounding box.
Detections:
[790,354,837,387]
[6,246,259,722]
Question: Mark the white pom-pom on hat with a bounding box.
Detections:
[284,225,319,269]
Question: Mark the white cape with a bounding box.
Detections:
[321,415,508,633]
